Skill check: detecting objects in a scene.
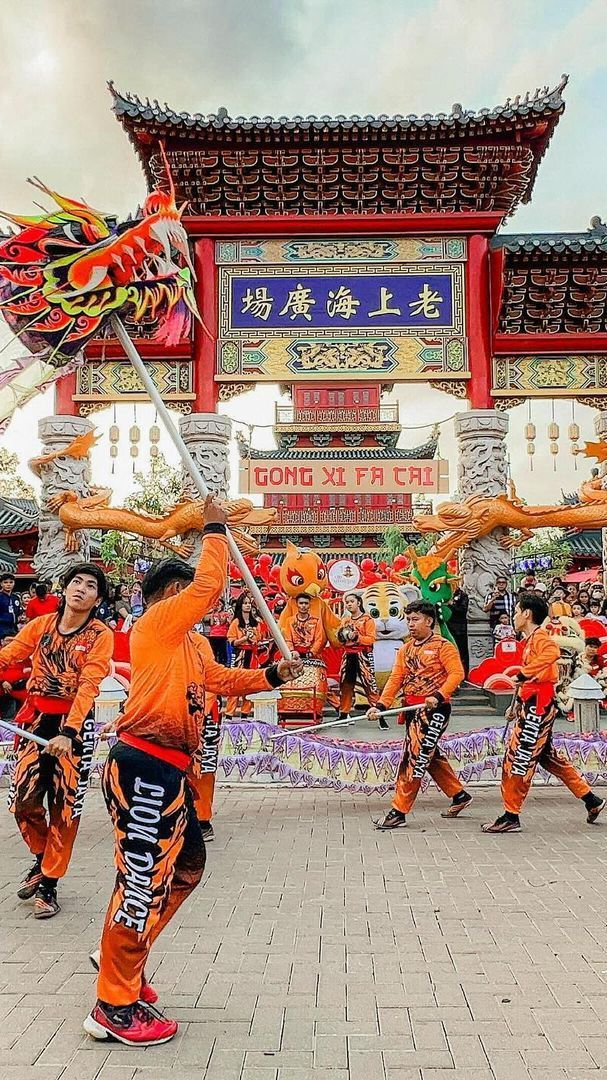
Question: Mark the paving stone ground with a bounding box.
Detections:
[0,783,606,1079]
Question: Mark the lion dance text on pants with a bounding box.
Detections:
[96,740,206,1006]
[501,693,590,814]
[393,702,464,814]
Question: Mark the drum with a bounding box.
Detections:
[278,657,328,717]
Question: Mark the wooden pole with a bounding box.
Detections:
[111,315,291,659]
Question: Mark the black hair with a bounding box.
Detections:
[141,558,194,602]
[34,583,48,600]
[585,637,601,647]
[517,591,548,626]
[233,592,259,629]
[62,562,109,603]
[406,599,437,627]
[0,573,15,583]
[296,593,312,602]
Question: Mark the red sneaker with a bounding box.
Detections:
[83,1001,177,1045]
[89,949,158,1005]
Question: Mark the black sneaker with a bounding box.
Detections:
[17,858,43,900]
[376,808,407,830]
[482,814,521,834]
[200,821,214,842]
[441,792,473,818]
[84,1000,178,1045]
[586,797,605,824]
[33,883,60,919]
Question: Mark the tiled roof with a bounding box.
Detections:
[566,529,602,559]
[110,77,567,218]
[0,498,39,536]
[239,433,438,461]
[493,218,607,255]
[109,77,567,137]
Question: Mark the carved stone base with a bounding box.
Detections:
[34,415,93,582]
[179,413,232,563]
[455,410,510,664]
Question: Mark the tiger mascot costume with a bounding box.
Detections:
[361,581,420,690]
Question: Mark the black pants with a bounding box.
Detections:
[97,740,205,1006]
[209,637,228,665]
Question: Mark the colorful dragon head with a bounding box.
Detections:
[0,147,197,411]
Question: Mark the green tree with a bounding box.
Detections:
[515,527,572,582]
[0,448,36,500]
[127,452,182,515]
[98,453,183,582]
[380,525,437,563]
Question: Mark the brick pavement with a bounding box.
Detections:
[0,783,606,1079]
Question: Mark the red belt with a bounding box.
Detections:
[518,681,554,713]
[15,695,73,726]
[119,731,191,772]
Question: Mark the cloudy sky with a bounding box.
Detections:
[1,0,606,503]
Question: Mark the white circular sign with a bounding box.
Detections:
[328,559,361,592]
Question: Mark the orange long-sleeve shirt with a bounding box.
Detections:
[0,613,113,737]
[116,529,228,754]
[380,633,464,707]
[339,612,376,649]
[283,613,325,658]
[519,628,560,685]
[227,619,265,649]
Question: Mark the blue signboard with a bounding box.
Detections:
[227,272,455,332]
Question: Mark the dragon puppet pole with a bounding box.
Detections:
[0,718,49,748]
[269,704,420,739]
[110,315,292,660]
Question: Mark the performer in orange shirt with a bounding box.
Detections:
[225,593,269,718]
[86,500,228,1046]
[86,500,301,1047]
[482,592,605,834]
[337,591,380,722]
[282,593,325,659]
[0,564,113,918]
[189,633,301,841]
[368,600,471,828]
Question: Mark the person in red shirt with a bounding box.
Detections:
[25,582,60,620]
[482,592,605,834]
[0,564,113,917]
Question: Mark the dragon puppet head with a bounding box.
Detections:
[405,547,458,607]
[0,146,198,423]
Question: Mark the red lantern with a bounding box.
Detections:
[392,554,409,572]
[360,557,375,572]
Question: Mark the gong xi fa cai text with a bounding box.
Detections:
[239,458,449,496]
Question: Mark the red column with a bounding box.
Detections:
[54,370,78,416]
[193,238,219,413]
[466,234,493,409]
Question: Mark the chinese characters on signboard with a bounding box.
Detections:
[227,273,455,333]
[239,457,449,496]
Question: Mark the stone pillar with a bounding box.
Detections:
[455,410,510,666]
[179,413,232,561]
[34,414,94,582]
[593,411,607,574]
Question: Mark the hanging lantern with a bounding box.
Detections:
[524,419,536,471]
[109,408,120,475]
[547,421,560,441]
[129,424,141,445]
[568,422,580,441]
[150,444,159,459]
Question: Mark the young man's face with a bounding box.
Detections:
[0,578,14,594]
[586,644,599,660]
[64,573,101,614]
[296,596,310,615]
[513,603,528,634]
[407,610,434,639]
